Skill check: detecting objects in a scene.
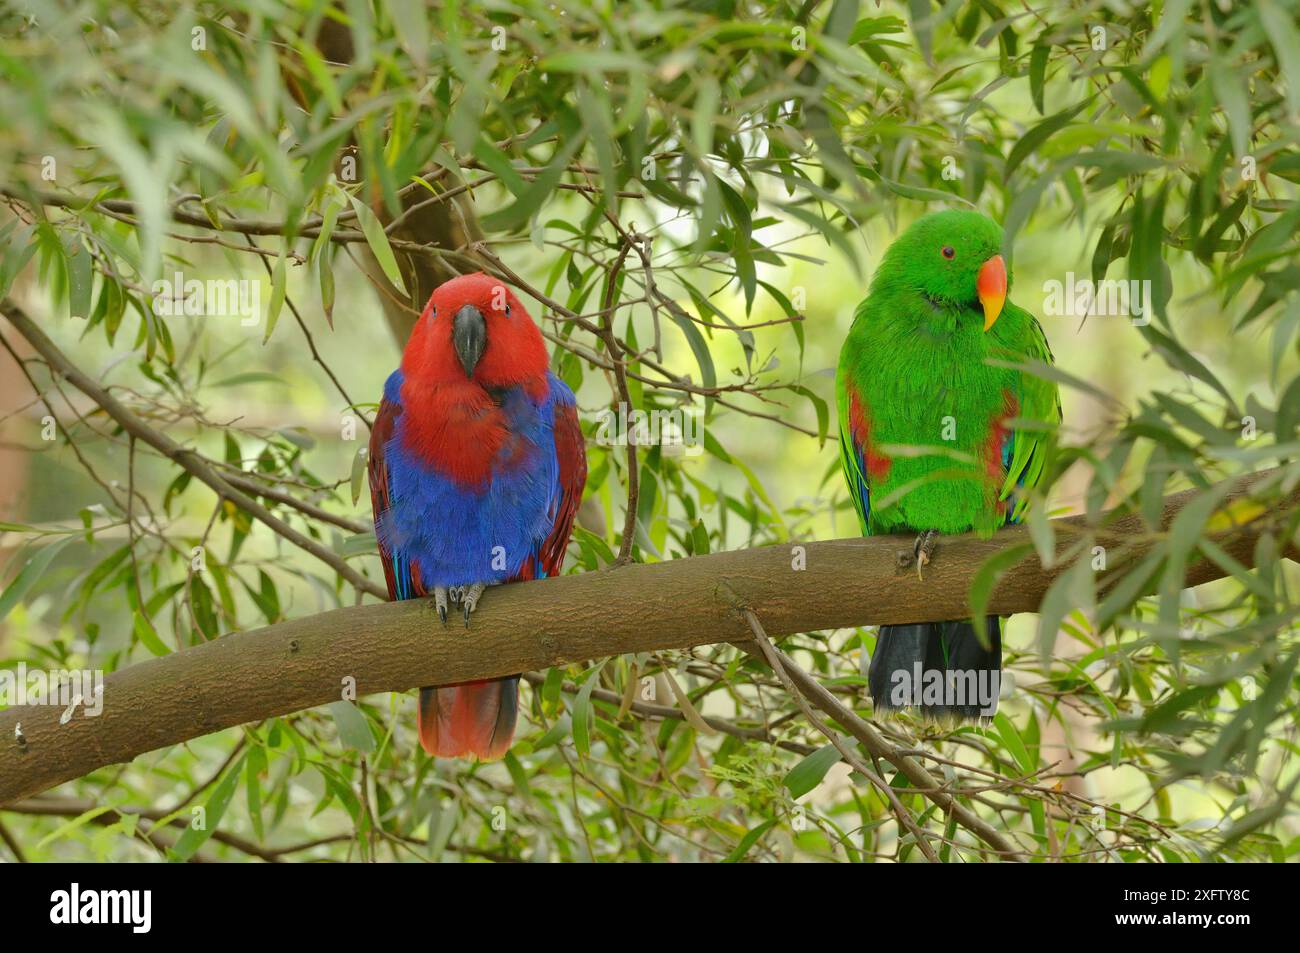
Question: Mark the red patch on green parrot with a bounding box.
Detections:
[848,387,891,479]
[982,390,1019,511]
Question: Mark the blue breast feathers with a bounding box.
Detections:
[377,371,572,588]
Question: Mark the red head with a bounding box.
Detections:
[402,273,549,398]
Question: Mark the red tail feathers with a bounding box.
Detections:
[417,678,519,760]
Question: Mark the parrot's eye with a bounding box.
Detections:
[941,246,955,259]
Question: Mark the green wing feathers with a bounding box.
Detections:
[836,366,871,536]
[998,303,1062,523]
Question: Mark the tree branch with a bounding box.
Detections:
[0,467,1291,807]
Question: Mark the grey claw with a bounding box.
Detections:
[460,582,486,629]
[434,586,449,626]
[913,530,939,581]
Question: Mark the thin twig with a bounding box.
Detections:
[1,299,385,599]
[744,610,941,863]
[600,239,640,566]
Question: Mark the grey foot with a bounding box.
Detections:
[459,583,486,628]
[433,586,449,625]
[914,529,939,581]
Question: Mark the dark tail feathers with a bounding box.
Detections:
[868,619,1001,719]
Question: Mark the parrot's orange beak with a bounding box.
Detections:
[977,254,1007,332]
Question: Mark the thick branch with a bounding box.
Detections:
[0,468,1291,806]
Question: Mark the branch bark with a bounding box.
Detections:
[0,467,1292,807]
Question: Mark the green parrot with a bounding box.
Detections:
[836,209,1061,718]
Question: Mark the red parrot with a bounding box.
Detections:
[368,273,587,759]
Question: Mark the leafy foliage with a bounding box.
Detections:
[0,0,1297,861]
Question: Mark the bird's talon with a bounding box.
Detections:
[460,582,486,628]
[433,587,450,626]
[913,530,939,581]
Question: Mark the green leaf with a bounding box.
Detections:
[723,818,778,862]
[472,136,527,196]
[387,0,429,70]
[1208,56,1251,159]
[1035,557,1094,663]
[480,117,585,233]
[0,222,36,300]
[246,746,265,842]
[35,805,114,851]
[1259,0,1300,118]
[1029,43,1048,114]
[211,372,287,389]
[1143,0,1191,57]
[691,76,720,157]
[348,195,408,296]
[311,197,343,327]
[536,51,650,74]
[1138,324,1237,413]
[784,742,842,799]
[571,659,607,757]
[132,612,171,656]
[968,542,1033,629]
[329,700,376,753]
[906,0,933,64]
[661,666,717,735]
[1005,99,1090,180]
[337,532,377,558]
[541,666,564,708]
[503,750,532,800]
[64,236,93,320]
[169,753,247,861]
[532,715,570,751]
[263,251,287,344]
[0,537,75,622]
[993,712,1033,771]
[993,714,1045,843]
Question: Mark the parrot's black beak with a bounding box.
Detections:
[452,304,486,377]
